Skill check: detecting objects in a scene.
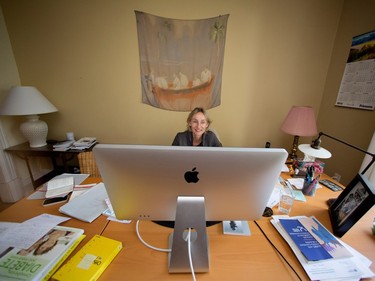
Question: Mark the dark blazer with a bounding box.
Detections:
[172,130,222,147]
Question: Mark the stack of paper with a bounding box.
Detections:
[53,140,75,151]
[70,137,97,150]
[59,183,108,223]
[271,215,374,280]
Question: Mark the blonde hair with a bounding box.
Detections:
[186,107,212,131]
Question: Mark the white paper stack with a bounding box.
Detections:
[271,215,374,280]
[70,137,97,150]
[59,183,108,223]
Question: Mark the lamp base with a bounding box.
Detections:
[20,115,48,148]
[288,135,300,160]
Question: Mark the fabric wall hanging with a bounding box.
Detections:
[135,11,229,111]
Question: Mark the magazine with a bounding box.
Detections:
[279,216,353,262]
[0,225,85,281]
[297,216,352,259]
[279,218,333,261]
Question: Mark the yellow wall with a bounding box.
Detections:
[1,0,374,184]
[317,0,375,184]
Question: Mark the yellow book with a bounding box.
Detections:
[52,235,123,281]
[42,234,86,281]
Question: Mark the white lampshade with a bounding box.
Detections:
[298,144,332,162]
[0,86,58,147]
[0,86,57,115]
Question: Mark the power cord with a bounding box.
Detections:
[135,221,197,280]
[135,220,171,252]
[254,220,302,281]
[185,228,196,281]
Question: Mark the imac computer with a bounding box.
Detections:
[93,144,288,273]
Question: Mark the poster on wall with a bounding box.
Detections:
[135,11,229,111]
[335,30,375,111]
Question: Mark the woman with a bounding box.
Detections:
[172,107,222,147]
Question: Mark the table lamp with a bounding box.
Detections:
[0,86,58,148]
[280,106,317,160]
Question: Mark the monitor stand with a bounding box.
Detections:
[168,196,209,273]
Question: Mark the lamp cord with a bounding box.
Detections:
[254,220,302,281]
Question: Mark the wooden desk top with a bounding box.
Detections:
[0,178,108,244]
[0,175,373,280]
[99,220,301,280]
[98,173,375,281]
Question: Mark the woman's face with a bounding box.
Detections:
[189,112,208,139]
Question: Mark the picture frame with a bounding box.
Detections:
[329,173,375,237]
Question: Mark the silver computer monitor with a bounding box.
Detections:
[93,144,287,273]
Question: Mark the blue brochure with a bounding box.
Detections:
[279,219,332,261]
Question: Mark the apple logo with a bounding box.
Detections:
[184,167,199,183]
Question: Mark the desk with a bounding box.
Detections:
[0,175,373,280]
[0,178,107,240]
[5,142,89,188]
[98,174,374,281]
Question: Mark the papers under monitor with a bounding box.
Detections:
[59,183,108,223]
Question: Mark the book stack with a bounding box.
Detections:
[271,215,374,280]
[0,226,85,281]
[70,137,97,151]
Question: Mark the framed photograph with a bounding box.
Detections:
[329,173,375,237]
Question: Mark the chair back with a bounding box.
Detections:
[77,151,101,177]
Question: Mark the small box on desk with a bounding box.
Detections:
[52,235,123,281]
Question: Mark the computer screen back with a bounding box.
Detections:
[93,144,287,221]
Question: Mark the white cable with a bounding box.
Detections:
[136,221,197,280]
[186,228,196,281]
[135,220,171,252]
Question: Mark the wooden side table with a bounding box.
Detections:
[5,142,92,188]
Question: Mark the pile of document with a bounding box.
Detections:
[52,137,96,151]
[271,215,374,280]
[70,137,97,150]
[53,140,75,151]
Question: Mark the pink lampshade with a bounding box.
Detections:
[281,106,317,136]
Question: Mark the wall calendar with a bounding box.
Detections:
[335,30,375,111]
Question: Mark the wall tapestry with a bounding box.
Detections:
[135,11,229,111]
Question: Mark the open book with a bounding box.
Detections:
[46,177,74,198]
